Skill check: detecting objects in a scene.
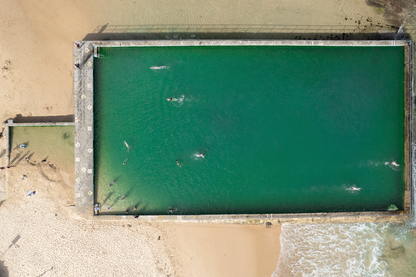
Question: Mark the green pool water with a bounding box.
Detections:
[93,45,405,215]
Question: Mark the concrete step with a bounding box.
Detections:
[0,190,6,201]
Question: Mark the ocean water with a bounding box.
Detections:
[273,222,416,277]
[93,46,405,215]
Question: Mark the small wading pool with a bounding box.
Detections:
[87,41,411,216]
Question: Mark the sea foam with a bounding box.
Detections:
[273,223,391,277]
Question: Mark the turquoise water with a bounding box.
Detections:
[93,46,405,215]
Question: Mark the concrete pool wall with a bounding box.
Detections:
[73,40,414,223]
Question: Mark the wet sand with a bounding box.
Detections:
[0,0,414,276]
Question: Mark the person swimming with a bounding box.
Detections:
[175,159,181,167]
[109,181,115,187]
[123,159,128,165]
[196,153,205,159]
[390,161,399,167]
[150,66,168,70]
[124,141,131,152]
[348,186,361,192]
[167,97,178,101]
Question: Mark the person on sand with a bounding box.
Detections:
[19,175,27,181]
[27,190,36,197]
[25,157,30,162]
[175,160,181,167]
[74,63,80,69]
[73,42,80,49]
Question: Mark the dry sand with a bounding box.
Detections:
[163,223,281,277]
[0,0,414,276]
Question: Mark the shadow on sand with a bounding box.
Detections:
[10,114,74,123]
[0,260,8,277]
[82,23,412,41]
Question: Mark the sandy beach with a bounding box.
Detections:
[0,0,414,276]
[163,223,281,277]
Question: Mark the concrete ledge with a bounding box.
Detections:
[3,122,75,127]
[74,42,95,218]
[0,191,6,201]
[87,211,409,224]
[84,40,409,48]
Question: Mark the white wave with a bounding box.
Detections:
[172,95,185,107]
[384,160,401,171]
[273,223,391,277]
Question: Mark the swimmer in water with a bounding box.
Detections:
[109,181,115,187]
[124,141,131,152]
[123,159,128,165]
[196,153,205,159]
[348,186,361,192]
[175,159,181,167]
[167,97,178,101]
[391,161,399,167]
[150,66,167,70]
